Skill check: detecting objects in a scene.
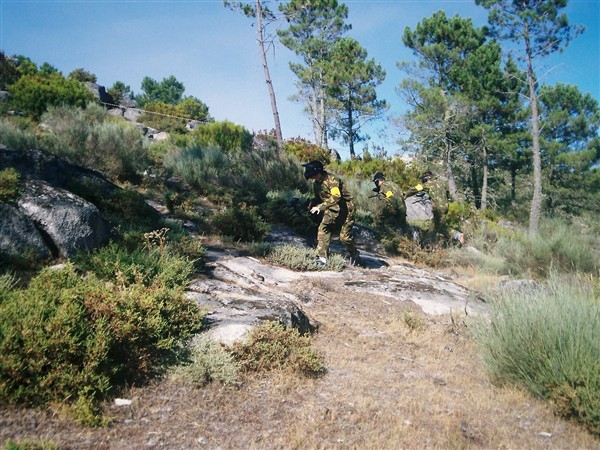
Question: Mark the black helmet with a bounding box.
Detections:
[302,160,324,179]
[421,170,434,183]
[372,172,385,182]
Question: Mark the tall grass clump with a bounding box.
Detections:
[472,275,600,434]
[450,218,599,278]
[0,118,40,151]
[493,219,599,277]
[41,104,150,181]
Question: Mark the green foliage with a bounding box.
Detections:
[67,68,96,83]
[189,121,252,152]
[283,137,331,165]
[0,168,20,203]
[164,138,306,206]
[41,104,150,181]
[2,439,60,450]
[0,52,21,89]
[107,80,131,104]
[268,244,346,272]
[451,217,600,277]
[8,73,91,119]
[472,275,600,435]
[135,75,185,107]
[0,263,203,424]
[211,205,270,242]
[325,37,388,157]
[446,201,473,230]
[230,321,326,376]
[173,336,239,386]
[332,157,416,190]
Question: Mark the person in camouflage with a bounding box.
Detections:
[406,170,464,244]
[371,172,408,236]
[302,160,363,267]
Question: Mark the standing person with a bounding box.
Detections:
[371,172,408,237]
[302,160,363,267]
[406,170,464,244]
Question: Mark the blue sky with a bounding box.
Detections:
[1,0,599,160]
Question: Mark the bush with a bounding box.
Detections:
[268,244,346,272]
[0,260,203,425]
[0,118,40,151]
[0,168,20,203]
[211,205,270,242]
[172,336,239,386]
[230,321,326,376]
[283,137,331,164]
[41,104,150,181]
[189,121,253,153]
[472,275,600,435]
[8,73,91,119]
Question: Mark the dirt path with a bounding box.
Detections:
[1,250,598,449]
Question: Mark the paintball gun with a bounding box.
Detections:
[286,196,322,224]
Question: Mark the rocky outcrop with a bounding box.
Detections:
[0,146,116,262]
[406,193,433,222]
[17,180,110,258]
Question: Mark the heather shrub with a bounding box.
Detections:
[172,336,239,386]
[268,244,346,272]
[211,206,270,242]
[0,258,203,425]
[283,137,331,164]
[230,321,325,376]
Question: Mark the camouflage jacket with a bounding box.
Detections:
[406,176,449,210]
[373,180,405,217]
[312,171,354,215]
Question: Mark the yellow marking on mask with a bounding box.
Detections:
[330,186,341,197]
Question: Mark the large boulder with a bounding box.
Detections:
[0,203,52,262]
[405,194,433,223]
[17,180,110,258]
[0,146,118,264]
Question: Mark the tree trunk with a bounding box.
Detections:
[471,165,481,209]
[481,142,488,211]
[445,138,458,200]
[256,0,283,150]
[525,27,542,234]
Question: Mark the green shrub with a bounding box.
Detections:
[211,205,270,242]
[0,118,40,151]
[472,275,600,435]
[230,321,325,376]
[173,336,239,386]
[268,244,346,272]
[446,201,473,230]
[0,168,20,203]
[283,137,331,164]
[8,73,91,119]
[189,121,253,152]
[0,262,203,425]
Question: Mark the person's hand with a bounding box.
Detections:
[310,206,320,214]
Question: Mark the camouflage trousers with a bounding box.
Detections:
[316,204,356,258]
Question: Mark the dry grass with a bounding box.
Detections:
[2,274,597,449]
